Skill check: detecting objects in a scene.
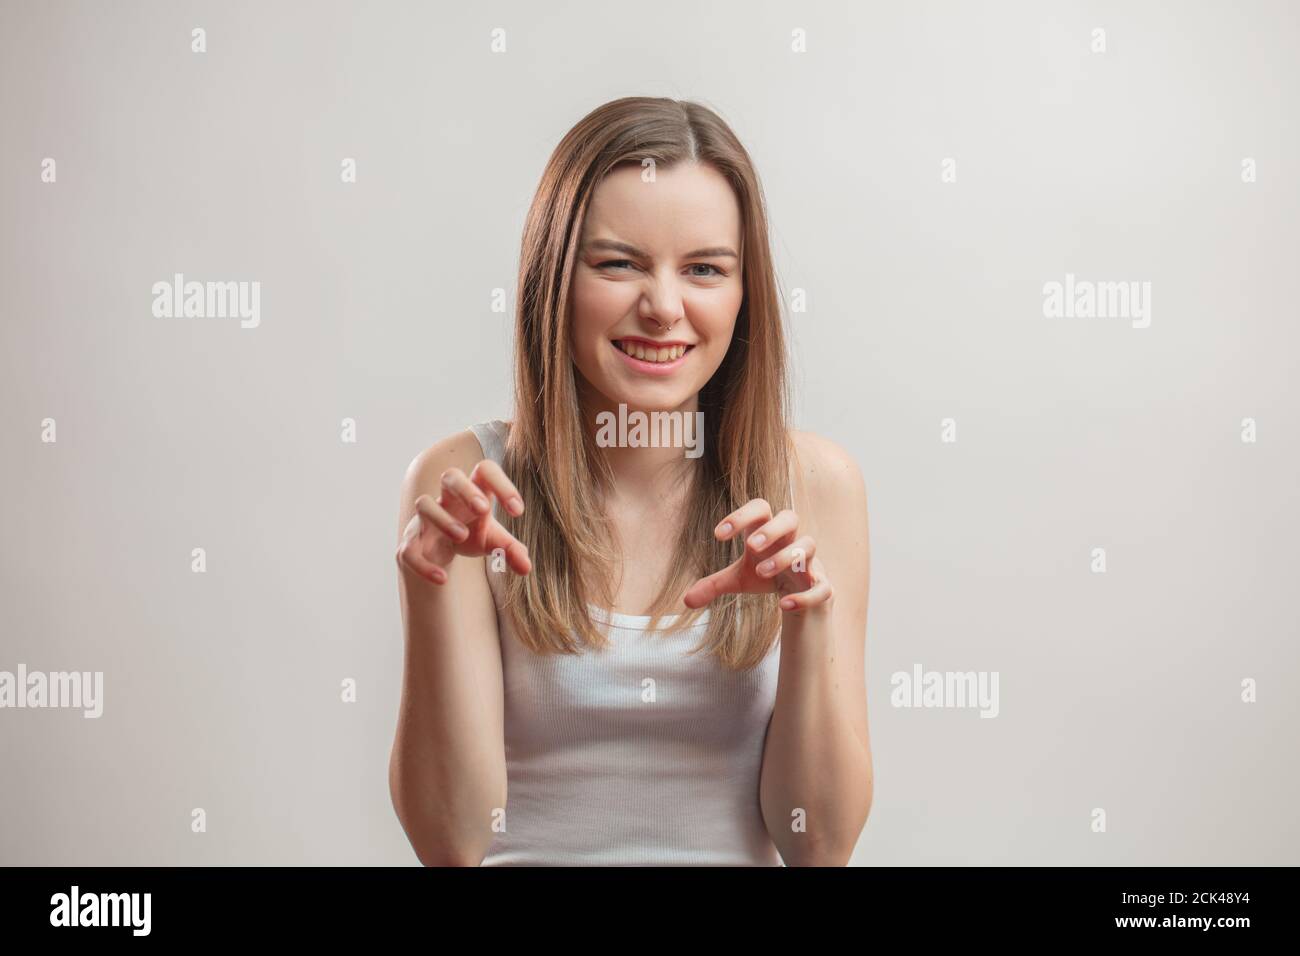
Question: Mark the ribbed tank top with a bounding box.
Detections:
[467,419,784,866]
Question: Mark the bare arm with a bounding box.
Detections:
[682,431,873,865]
[388,429,528,866]
[758,432,873,865]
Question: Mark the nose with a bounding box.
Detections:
[637,275,686,332]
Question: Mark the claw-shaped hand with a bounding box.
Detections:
[683,498,833,614]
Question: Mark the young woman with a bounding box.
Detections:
[390,97,873,866]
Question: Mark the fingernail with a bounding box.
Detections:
[718,521,733,536]
[508,496,524,515]
[757,559,775,575]
[780,597,797,610]
[750,533,766,548]
[451,522,469,538]
[473,497,491,514]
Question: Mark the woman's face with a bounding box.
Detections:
[569,161,744,415]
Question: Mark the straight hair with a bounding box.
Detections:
[497,96,797,671]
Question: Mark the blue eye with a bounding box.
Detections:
[689,263,724,277]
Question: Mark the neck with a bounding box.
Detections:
[579,388,703,507]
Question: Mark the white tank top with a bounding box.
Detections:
[468,419,784,866]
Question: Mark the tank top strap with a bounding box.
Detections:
[468,419,510,466]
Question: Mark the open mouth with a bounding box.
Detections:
[610,338,695,364]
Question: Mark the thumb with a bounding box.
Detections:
[683,562,741,609]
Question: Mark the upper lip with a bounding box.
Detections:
[611,336,695,348]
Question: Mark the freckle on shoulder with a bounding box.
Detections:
[787,429,868,526]
[790,429,858,479]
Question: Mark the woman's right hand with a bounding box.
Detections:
[396,459,531,585]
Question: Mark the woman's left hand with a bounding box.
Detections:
[683,498,834,614]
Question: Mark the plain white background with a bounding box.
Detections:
[1,0,1296,864]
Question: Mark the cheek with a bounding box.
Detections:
[571,275,632,331]
[697,289,741,345]
[568,277,622,373]
[690,292,741,376]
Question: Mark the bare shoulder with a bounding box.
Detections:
[402,428,488,489]
[788,429,867,511]
[787,430,871,619]
[396,427,497,536]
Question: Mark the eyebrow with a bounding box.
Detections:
[584,238,739,260]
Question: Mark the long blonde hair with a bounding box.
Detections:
[498,96,795,671]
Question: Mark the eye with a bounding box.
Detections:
[688,263,725,278]
[597,259,636,271]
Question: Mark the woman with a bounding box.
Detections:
[390,97,873,866]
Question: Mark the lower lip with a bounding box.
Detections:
[611,341,692,376]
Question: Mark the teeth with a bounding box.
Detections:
[617,341,687,363]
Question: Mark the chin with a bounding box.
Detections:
[605,388,691,415]
[609,371,702,404]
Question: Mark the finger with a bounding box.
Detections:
[779,577,833,612]
[414,494,470,543]
[715,498,772,541]
[470,458,525,516]
[483,525,532,575]
[683,561,744,609]
[440,468,493,518]
[397,537,448,585]
[746,509,799,556]
[756,535,817,579]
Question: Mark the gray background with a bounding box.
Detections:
[1,0,1296,865]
